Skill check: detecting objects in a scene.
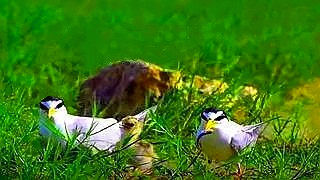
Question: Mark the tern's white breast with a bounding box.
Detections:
[200,128,235,161]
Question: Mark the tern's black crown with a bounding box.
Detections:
[39,96,64,110]
[41,96,62,102]
[201,108,219,121]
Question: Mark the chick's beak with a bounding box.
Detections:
[48,108,56,118]
[205,120,217,131]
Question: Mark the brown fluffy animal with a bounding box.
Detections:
[78,60,180,118]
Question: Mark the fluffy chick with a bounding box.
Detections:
[121,115,157,174]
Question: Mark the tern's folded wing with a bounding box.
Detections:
[230,124,263,151]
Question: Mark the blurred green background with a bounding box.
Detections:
[1,0,320,178]
[1,0,320,90]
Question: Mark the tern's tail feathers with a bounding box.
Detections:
[242,123,265,135]
[134,105,158,122]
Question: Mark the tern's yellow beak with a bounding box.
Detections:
[205,120,217,131]
[48,108,56,118]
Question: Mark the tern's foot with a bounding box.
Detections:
[233,163,245,180]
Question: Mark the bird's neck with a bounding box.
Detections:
[52,113,73,133]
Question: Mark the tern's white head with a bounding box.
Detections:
[200,108,228,131]
[39,96,68,119]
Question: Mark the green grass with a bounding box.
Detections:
[1,0,320,179]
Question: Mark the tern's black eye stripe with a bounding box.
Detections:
[215,115,227,121]
[56,102,64,109]
[39,103,48,110]
[201,112,208,121]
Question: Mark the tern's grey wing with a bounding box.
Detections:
[73,117,122,152]
[230,123,264,151]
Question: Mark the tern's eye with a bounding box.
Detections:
[56,102,64,109]
[39,103,48,110]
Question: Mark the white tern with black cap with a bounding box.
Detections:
[196,108,264,162]
[39,96,124,152]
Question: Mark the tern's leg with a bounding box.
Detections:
[233,163,245,180]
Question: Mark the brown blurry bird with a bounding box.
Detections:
[78,60,180,119]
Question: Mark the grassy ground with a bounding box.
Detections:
[1,0,320,179]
